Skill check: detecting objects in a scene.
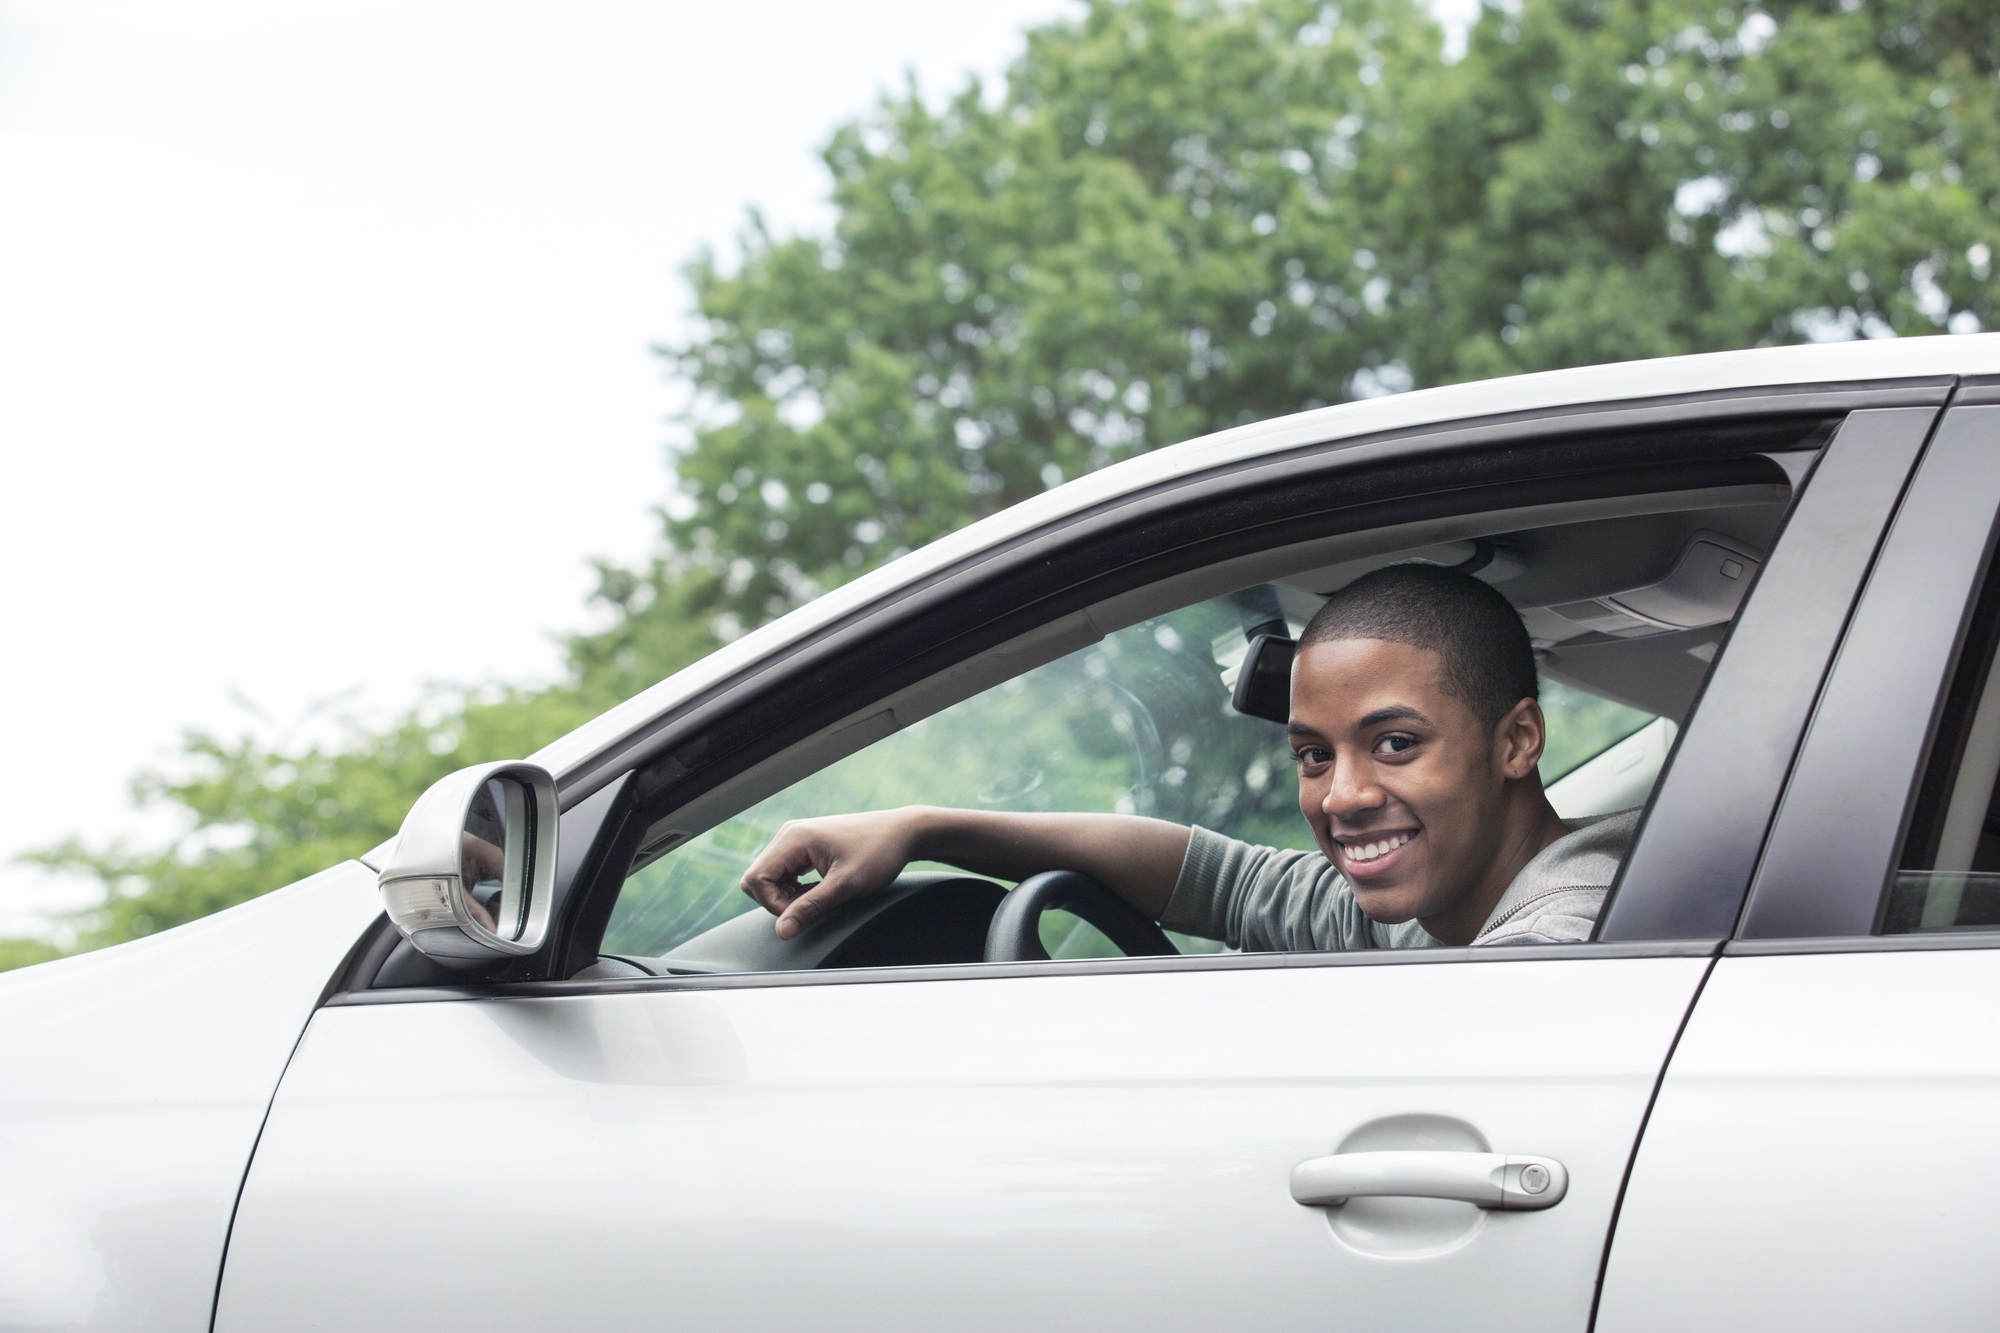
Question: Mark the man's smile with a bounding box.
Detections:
[1334,828,1419,876]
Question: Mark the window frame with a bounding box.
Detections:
[569,458,1805,975]
[327,379,1960,999]
[1738,383,2000,944]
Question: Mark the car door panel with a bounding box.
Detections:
[1600,394,2000,1328]
[215,955,1708,1332]
[1596,947,2000,1332]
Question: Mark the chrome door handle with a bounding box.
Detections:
[1290,1150,1568,1211]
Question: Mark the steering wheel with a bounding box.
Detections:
[984,870,1180,963]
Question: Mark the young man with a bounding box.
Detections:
[740,563,1638,950]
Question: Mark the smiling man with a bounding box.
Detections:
[741,564,1638,950]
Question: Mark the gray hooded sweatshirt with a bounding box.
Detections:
[1160,807,1639,951]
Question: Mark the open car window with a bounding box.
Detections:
[603,603,1660,962]
[607,593,1305,961]
[597,501,1732,974]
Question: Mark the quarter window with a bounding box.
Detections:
[1884,572,2000,934]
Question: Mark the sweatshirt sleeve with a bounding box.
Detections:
[1162,826,1378,952]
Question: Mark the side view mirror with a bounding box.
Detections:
[377,761,559,968]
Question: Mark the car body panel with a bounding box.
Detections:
[0,861,380,1332]
[216,955,1708,1332]
[1595,947,2000,1332]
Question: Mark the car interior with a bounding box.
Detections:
[577,465,1802,981]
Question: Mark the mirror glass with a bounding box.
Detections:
[461,776,533,941]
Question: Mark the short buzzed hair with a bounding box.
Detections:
[1300,563,1538,729]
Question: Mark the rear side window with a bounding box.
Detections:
[1885,567,2000,933]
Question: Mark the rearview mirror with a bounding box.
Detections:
[377,761,559,968]
[1230,632,1296,725]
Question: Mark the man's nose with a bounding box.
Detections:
[1320,755,1387,820]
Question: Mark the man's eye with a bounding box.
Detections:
[1377,733,1418,755]
[1293,746,1331,768]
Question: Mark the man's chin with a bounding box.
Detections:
[1349,884,1427,925]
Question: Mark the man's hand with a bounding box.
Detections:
[740,810,925,940]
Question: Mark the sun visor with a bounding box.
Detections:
[1524,531,1764,646]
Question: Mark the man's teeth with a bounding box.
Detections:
[1345,832,1414,863]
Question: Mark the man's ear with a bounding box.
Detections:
[1494,698,1546,781]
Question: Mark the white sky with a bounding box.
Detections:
[0,0,1081,938]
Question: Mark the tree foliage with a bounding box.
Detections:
[10,0,1997,966]
[635,0,1997,642]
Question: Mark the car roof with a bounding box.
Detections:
[534,334,2000,783]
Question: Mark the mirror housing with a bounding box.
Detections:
[1230,632,1296,725]
[377,761,559,968]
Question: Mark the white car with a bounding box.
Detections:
[8,337,2000,1333]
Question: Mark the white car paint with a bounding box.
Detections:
[1597,947,2000,1332]
[215,955,1707,1332]
[0,862,380,1332]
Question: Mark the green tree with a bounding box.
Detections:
[646,0,1431,637]
[1397,0,1999,380]
[10,0,1997,968]
[614,0,1997,650]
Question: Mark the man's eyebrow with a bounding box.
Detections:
[1287,705,1431,737]
[1356,705,1430,729]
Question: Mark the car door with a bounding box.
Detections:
[1596,387,2000,1331]
[212,393,1936,1333]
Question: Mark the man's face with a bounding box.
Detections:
[1288,637,1527,926]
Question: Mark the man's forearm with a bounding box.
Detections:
[901,807,1191,920]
